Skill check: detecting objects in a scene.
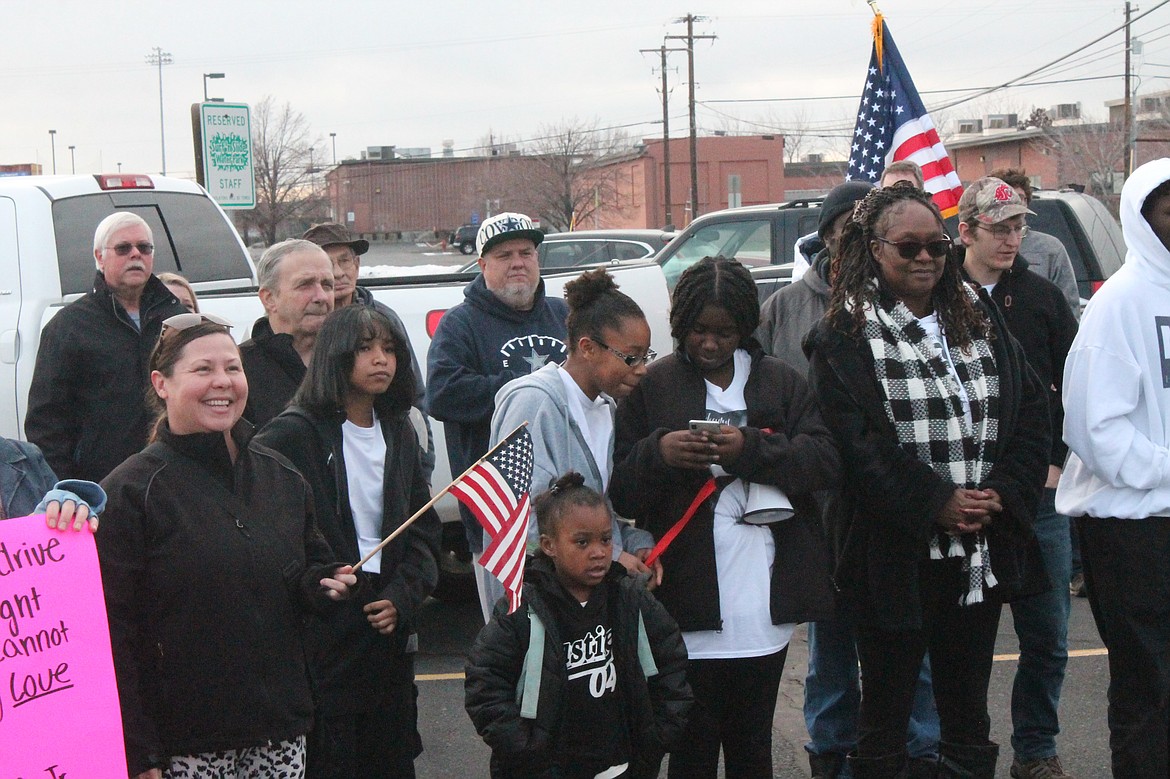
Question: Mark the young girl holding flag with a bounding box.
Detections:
[257,305,441,779]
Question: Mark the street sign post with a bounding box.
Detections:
[195,102,255,209]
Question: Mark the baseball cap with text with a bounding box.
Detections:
[958,177,1035,225]
[475,212,545,257]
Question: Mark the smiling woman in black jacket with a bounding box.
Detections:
[804,185,1049,778]
[97,314,356,779]
[256,305,441,779]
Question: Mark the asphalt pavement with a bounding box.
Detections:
[412,592,1109,779]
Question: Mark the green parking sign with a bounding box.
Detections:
[197,102,255,209]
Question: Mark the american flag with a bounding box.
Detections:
[846,14,964,218]
[450,425,534,613]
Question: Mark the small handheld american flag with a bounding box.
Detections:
[450,425,534,613]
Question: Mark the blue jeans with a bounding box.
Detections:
[805,613,939,771]
[1009,488,1072,760]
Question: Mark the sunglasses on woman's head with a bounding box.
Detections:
[874,236,953,260]
[161,312,233,333]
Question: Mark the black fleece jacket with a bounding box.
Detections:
[465,557,692,779]
[960,252,1078,467]
[97,422,342,775]
[610,344,840,632]
[25,271,186,481]
[255,402,441,714]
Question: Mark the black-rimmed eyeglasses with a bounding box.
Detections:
[592,338,657,367]
[874,236,953,260]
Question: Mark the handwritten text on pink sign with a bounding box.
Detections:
[0,514,127,777]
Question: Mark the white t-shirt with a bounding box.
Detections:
[558,368,614,491]
[917,313,972,427]
[342,415,387,574]
[682,349,795,660]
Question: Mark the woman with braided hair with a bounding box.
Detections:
[805,183,1050,778]
[612,256,840,778]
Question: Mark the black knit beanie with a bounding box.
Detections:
[818,181,874,240]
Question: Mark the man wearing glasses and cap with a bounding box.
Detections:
[25,211,187,482]
[958,177,1079,779]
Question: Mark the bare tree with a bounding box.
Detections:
[245,96,324,245]
[1038,120,1126,210]
[515,118,636,231]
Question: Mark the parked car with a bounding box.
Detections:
[459,228,677,272]
[451,224,478,254]
[656,190,1125,308]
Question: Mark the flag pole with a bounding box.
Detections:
[867,0,881,15]
[350,421,529,574]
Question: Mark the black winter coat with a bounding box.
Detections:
[610,346,840,633]
[255,404,442,714]
[960,252,1078,466]
[239,316,306,428]
[24,272,186,481]
[804,291,1050,631]
[97,422,342,775]
[464,558,692,779]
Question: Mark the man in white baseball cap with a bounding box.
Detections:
[425,212,569,617]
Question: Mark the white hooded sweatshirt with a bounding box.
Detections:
[1056,157,1170,519]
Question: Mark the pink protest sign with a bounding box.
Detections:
[0,514,127,777]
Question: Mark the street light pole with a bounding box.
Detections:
[68,145,76,174]
[203,72,225,103]
[48,130,57,174]
[146,47,173,175]
[330,132,337,164]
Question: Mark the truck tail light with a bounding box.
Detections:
[95,174,155,190]
[426,309,447,338]
[1089,280,1105,296]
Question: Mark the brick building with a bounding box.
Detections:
[324,134,787,237]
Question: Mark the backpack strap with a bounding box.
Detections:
[516,604,545,720]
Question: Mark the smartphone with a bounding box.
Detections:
[689,419,724,435]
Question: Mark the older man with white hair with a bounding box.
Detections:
[239,238,336,427]
[26,211,187,481]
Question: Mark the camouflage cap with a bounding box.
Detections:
[958,177,1036,224]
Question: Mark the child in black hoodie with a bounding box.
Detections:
[465,473,692,779]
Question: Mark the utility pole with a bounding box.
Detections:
[641,44,687,227]
[146,47,173,175]
[1124,2,1136,178]
[666,15,715,224]
[48,130,57,175]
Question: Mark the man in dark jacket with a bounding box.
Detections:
[302,222,434,480]
[958,177,1079,779]
[426,213,568,612]
[25,212,187,482]
[239,239,335,427]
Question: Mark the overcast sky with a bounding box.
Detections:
[3,0,1162,179]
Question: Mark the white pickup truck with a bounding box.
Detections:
[0,173,673,592]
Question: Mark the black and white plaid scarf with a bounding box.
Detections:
[855,285,1001,605]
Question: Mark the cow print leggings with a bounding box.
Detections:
[164,736,306,778]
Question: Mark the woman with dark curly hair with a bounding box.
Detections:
[805,184,1050,778]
